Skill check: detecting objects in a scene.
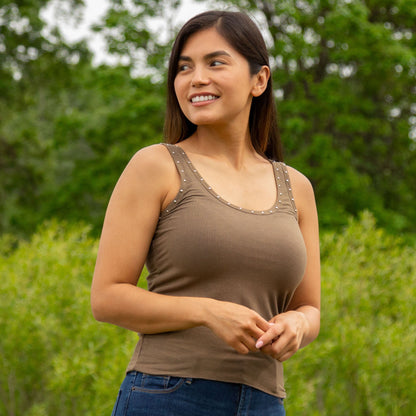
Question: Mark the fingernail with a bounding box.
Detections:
[256,340,264,349]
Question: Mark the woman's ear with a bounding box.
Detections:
[251,65,270,97]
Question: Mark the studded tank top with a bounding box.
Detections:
[126,143,307,398]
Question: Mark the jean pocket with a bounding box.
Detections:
[131,373,188,394]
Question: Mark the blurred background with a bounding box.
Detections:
[1,0,415,414]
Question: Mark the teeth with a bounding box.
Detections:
[191,95,218,103]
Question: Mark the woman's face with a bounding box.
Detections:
[174,27,259,130]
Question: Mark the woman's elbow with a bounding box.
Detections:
[90,289,111,322]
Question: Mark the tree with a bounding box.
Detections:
[2,0,416,235]
[222,0,416,231]
[96,0,416,231]
[0,1,165,235]
[0,0,90,235]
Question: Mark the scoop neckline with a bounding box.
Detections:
[171,144,282,215]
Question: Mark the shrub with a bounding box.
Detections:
[0,221,139,415]
[284,211,416,415]
[0,213,414,415]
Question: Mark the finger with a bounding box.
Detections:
[250,324,267,340]
[242,315,270,341]
[241,333,263,353]
[234,342,250,355]
[255,323,283,349]
[261,346,294,362]
[261,334,296,361]
[255,316,274,333]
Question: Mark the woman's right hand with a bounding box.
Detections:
[202,298,271,354]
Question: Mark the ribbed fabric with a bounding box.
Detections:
[127,143,307,398]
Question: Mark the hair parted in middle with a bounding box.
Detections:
[164,10,283,161]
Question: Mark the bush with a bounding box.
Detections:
[284,211,416,415]
[0,213,414,415]
[0,221,139,415]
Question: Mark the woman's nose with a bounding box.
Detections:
[191,66,210,87]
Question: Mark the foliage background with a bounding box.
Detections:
[1,215,415,415]
[1,0,415,414]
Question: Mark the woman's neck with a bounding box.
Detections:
[185,126,260,170]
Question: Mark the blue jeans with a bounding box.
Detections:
[111,371,285,416]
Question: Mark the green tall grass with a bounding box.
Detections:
[0,213,415,415]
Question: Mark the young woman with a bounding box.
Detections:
[91,10,320,416]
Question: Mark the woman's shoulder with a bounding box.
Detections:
[284,165,316,216]
[285,165,314,193]
[117,143,178,196]
[124,143,177,180]
[129,143,173,169]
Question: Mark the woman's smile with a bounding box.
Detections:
[190,94,220,105]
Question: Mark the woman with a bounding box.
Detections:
[91,10,320,416]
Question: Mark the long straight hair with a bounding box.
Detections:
[164,10,283,161]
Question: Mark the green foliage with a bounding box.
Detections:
[284,211,416,415]
[1,214,415,415]
[2,0,416,237]
[210,0,416,232]
[0,221,143,415]
[0,60,165,236]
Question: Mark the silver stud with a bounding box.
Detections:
[176,160,180,163]
[173,199,177,203]
[180,189,183,192]
[275,206,279,209]
[208,186,212,190]
[251,210,254,213]
[289,188,292,191]
[216,195,220,198]
[183,179,187,182]
[279,192,283,195]
[239,207,242,210]
[181,169,184,172]
[269,210,273,213]
[261,211,265,214]
[200,178,204,181]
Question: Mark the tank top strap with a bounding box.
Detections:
[272,161,298,219]
[162,143,196,181]
[159,143,196,217]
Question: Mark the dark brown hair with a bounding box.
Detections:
[164,10,283,161]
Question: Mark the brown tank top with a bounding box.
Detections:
[127,143,307,398]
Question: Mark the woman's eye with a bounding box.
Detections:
[178,64,190,72]
[211,60,224,67]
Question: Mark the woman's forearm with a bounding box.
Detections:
[91,283,272,355]
[91,283,209,334]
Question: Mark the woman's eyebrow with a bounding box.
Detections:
[178,50,232,62]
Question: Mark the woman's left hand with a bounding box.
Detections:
[255,311,309,362]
